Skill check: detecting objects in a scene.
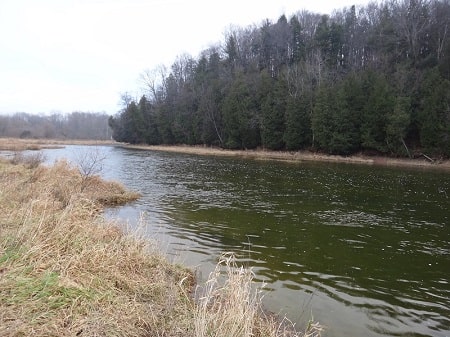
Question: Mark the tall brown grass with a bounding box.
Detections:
[0,157,321,337]
[194,253,322,337]
[0,158,192,336]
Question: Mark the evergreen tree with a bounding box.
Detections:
[329,86,358,154]
[315,15,344,71]
[418,68,450,156]
[338,74,365,152]
[289,15,305,64]
[313,82,358,154]
[312,85,334,152]
[156,103,175,144]
[260,74,286,150]
[360,72,394,153]
[138,96,161,145]
[127,101,147,144]
[386,96,411,156]
[284,94,312,150]
[222,74,260,149]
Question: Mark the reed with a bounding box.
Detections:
[194,253,322,337]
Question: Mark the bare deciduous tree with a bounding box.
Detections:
[140,65,167,104]
[74,147,107,192]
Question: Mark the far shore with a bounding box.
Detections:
[2,138,449,172]
[122,144,450,171]
[0,137,116,151]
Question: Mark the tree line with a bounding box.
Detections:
[109,0,450,158]
[0,112,112,140]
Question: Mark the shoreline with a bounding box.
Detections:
[0,156,321,336]
[2,137,449,171]
[121,144,450,172]
[0,137,116,151]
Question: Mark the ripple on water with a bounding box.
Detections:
[315,209,393,228]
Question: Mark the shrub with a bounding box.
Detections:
[10,151,46,168]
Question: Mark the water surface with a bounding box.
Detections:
[39,145,450,337]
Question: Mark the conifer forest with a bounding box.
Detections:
[109,0,450,158]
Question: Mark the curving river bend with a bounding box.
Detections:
[39,145,449,337]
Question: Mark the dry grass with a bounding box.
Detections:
[194,253,322,337]
[194,253,259,337]
[9,151,46,169]
[0,157,321,337]
[0,137,116,151]
[0,158,191,336]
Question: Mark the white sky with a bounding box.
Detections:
[0,0,368,115]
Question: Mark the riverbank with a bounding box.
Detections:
[123,144,450,171]
[0,155,321,337]
[0,137,116,151]
[2,138,449,171]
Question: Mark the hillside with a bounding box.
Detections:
[110,0,450,158]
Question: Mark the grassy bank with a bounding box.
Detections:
[0,155,321,337]
[124,144,450,171]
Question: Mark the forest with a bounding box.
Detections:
[109,0,450,158]
[0,112,112,140]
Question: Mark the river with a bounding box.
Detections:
[34,145,450,337]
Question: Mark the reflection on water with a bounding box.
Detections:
[36,145,449,337]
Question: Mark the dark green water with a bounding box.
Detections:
[41,146,450,337]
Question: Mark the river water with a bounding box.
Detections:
[35,145,450,337]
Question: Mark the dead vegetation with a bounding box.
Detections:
[0,137,116,151]
[194,253,322,337]
[9,151,46,169]
[0,158,188,337]
[0,157,321,337]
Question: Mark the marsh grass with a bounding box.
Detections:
[0,157,321,337]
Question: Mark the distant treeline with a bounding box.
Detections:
[0,112,112,140]
[109,0,450,158]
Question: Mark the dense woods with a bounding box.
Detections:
[109,0,450,158]
[0,112,112,140]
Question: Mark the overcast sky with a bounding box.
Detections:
[0,0,369,115]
